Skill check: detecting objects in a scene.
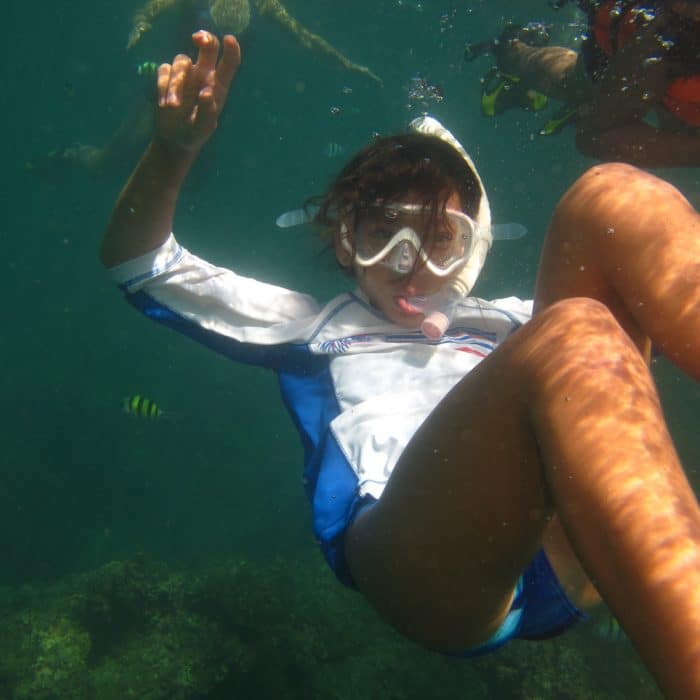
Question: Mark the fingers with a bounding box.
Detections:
[153,31,241,149]
[190,32,241,89]
[192,30,220,74]
[192,87,218,133]
[216,35,242,90]
[157,63,171,107]
[157,54,193,107]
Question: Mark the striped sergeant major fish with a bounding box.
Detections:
[123,395,163,419]
[326,142,345,158]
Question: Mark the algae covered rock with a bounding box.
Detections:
[11,613,90,700]
[0,554,659,699]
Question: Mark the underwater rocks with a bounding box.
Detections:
[0,555,659,699]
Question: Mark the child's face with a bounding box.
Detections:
[338,192,465,329]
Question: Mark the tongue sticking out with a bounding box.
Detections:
[395,295,425,315]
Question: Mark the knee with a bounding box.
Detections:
[536,296,620,335]
[516,299,651,424]
[564,160,689,218]
[523,298,662,438]
[545,162,653,252]
[551,162,691,248]
[568,161,647,198]
[526,298,636,370]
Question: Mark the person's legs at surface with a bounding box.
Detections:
[346,163,700,698]
[493,39,590,105]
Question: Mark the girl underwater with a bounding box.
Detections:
[100,31,700,698]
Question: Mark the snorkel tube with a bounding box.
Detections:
[407,116,493,339]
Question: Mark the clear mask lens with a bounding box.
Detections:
[346,203,476,277]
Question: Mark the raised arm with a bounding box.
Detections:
[100,32,241,268]
[258,0,382,85]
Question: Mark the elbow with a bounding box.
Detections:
[98,248,110,269]
[99,239,123,269]
[98,243,113,269]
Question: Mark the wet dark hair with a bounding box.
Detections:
[312,132,482,273]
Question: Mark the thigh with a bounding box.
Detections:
[345,313,562,651]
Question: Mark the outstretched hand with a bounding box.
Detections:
[155,32,241,154]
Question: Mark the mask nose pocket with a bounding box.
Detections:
[386,239,418,274]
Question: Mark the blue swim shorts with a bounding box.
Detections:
[332,503,586,657]
[324,497,588,657]
[454,549,588,657]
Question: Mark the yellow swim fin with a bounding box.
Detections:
[480,69,521,117]
[527,89,548,112]
[539,106,579,136]
[481,81,507,116]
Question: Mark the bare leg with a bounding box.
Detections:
[259,0,382,84]
[34,101,154,178]
[495,39,591,105]
[346,164,700,698]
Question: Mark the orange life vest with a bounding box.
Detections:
[592,0,640,54]
[591,0,700,125]
[663,76,700,125]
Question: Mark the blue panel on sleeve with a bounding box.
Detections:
[127,290,365,585]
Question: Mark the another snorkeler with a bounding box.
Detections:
[466,0,700,167]
[101,32,700,698]
[465,22,552,120]
[32,0,379,178]
[127,0,381,83]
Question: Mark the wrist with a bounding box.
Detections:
[148,137,200,171]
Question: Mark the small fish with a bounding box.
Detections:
[276,207,316,228]
[136,61,159,78]
[122,394,164,419]
[326,142,344,158]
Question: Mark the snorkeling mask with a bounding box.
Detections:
[276,116,494,339]
[388,116,493,338]
[340,202,479,277]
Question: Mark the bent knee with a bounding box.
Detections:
[541,162,667,283]
[519,299,656,422]
[553,161,644,224]
[555,161,686,228]
[573,161,653,192]
[537,295,615,323]
[524,298,639,371]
